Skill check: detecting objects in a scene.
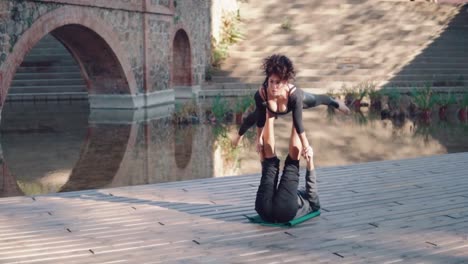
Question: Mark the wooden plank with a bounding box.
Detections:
[0,153,467,263]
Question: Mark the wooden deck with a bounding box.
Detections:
[1,153,468,264]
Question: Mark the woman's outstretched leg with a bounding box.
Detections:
[232,110,257,147]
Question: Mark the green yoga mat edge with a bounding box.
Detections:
[244,210,321,227]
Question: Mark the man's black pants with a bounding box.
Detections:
[255,155,312,223]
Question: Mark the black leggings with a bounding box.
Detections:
[255,155,311,223]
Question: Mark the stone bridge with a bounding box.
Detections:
[0,0,211,109]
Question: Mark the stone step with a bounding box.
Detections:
[15,65,81,73]
[211,74,468,84]
[207,0,466,95]
[242,3,456,14]
[241,18,452,30]
[22,54,76,62]
[19,60,78,67]
[241,12,454,25]
[229,42,468,55]
[11,78,86,87]
[26,48,70,56]
[7,85,87,94]
[22,54,76,64]
[9,34,86,101]
[13,72,83,80]
[232,36,444,47]
[387,74,468,82]
[212,68,468,77]
[407,57,468,64]
[225,48,468,59]
[378,80,468,88]
[221,56,468,69]
[240,3,450,16]
[217,65,468,77]
[204,80,468,91]
[218,62,382,72]
[32,38,66,48]
[424,40,468,47]
[221,58,468,69]
[6,92,88,102]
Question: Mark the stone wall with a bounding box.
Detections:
[172,0,211,86]
[0,1,61,66]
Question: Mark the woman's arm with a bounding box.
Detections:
[291,89,314,161]
[254,89,267,153]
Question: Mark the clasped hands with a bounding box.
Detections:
[302,145,313,161]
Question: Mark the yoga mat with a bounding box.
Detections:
[244,210,320,227]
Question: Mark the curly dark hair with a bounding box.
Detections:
[261,54,296,81]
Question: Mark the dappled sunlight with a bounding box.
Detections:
[221,1,463,91]
[17,170,71,196]
[1,151,467,262]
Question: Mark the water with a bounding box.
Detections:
[1,100,467,197]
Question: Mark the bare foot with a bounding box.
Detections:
[337,100,351,114]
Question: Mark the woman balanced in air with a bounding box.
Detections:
[249,54,348,222]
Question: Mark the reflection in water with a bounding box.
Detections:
[61,124,132,192]
[230,108,468,175]
[174,124,195,169]
[0,101,89,196]
[0,101,467,198]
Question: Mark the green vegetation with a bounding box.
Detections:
[210,10,244,69]
[364,81,382,107]
[326,88,341,99]
[211,42,229,69]
[341,83,367,107]
[172,98,199,124]
[383,87,402,110]
[234,93,255,113]
[433,91,456,107]
[211,95,229,122]
[460,93,468,108]
[205,66,214,81]
[280,17,292,31]
[221,12,244,45]
[410,84,436,111]
[213,124,240,170]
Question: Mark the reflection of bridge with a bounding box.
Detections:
[0,0,210,109]
[0,106,216,197]
[0,157,23,197]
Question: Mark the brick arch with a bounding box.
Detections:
[60,123,137,192]
[0,160,24,198]
[174,124,195,169]
[171,28,193,86]
[0,6,137,105]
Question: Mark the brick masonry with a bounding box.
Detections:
[0,0,211,107]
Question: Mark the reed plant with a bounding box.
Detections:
[410,84,436,111]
